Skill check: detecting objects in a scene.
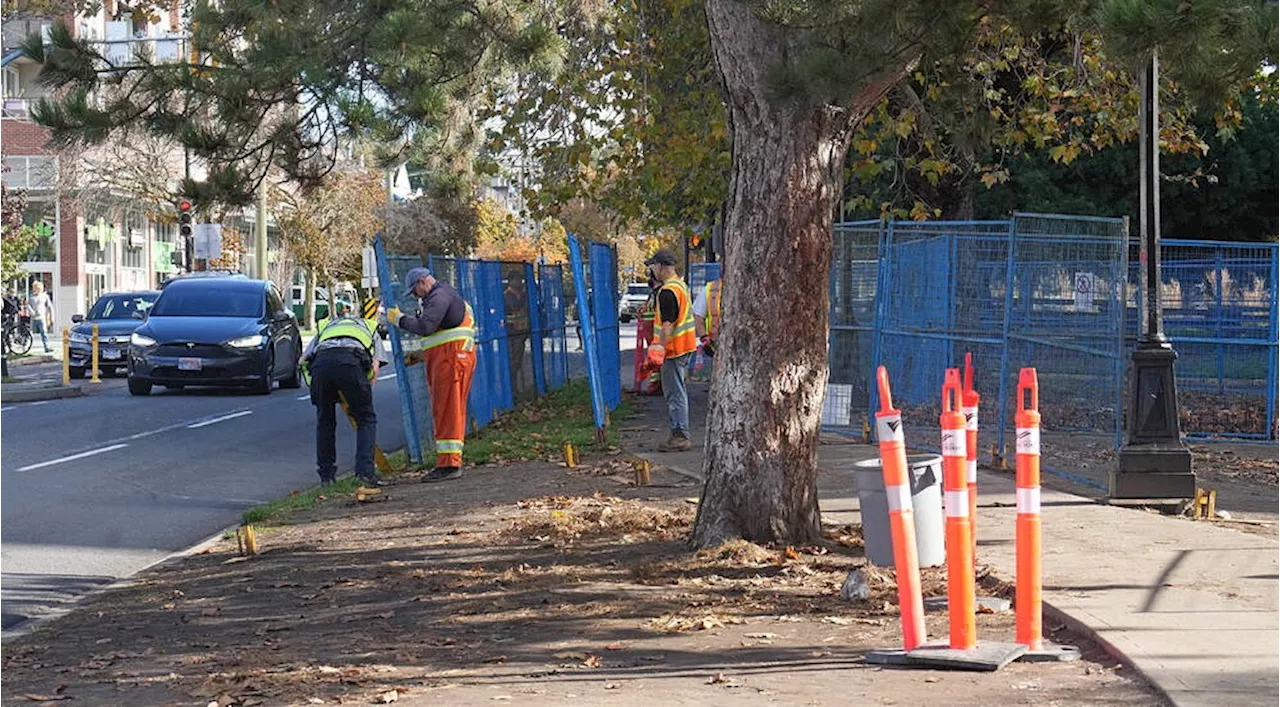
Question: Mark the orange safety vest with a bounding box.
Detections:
[652,277,697,357]
[703,279,723,339]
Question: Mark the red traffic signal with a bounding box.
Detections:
[179,200,192,213]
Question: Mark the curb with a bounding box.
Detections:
[1,383,85,403]
[6,354,58,368]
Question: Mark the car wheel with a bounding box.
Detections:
[254,352,274,395]
[128,377,152,396]
[69,366,85,380]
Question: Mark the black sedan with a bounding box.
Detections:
[127,276,303,396]
[67,291,159,378]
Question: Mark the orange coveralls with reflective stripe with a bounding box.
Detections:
[421,303,476,468]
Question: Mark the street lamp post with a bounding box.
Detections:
[1110,48,1195,500]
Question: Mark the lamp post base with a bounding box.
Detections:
[1111,442,1195,499]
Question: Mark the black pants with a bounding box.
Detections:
[310,349,376,481]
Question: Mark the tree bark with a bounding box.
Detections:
[304,266,316,330]
[693,1,913,547]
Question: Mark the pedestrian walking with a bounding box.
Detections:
[26,281,54,353]
[386,266,477,482]
[301,302,388,486]
[640,249,697,451]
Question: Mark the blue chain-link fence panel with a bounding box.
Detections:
[1006,213,1129,454]
[372,237,432,465]
[538,263,570,390]
[568,234,609,433]
[689,262,721,292]
[430,256,513,430]
[1127,240,1278,439]
[827,221,882,428]
[588,242,622,409]
[830,214,1128,463]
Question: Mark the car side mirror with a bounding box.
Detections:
[71,314,84,323]
[132,311,145,320]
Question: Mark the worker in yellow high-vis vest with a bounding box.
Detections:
[693,276,723,357]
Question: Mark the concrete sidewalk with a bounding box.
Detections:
[633,383,1279,707]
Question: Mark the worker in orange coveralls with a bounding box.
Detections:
[385,266,477,482]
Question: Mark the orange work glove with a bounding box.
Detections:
[645,343,666,371]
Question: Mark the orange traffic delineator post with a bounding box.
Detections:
[1014,367,1043,650]
[962,353,980,566]
[875,366,927,651]
[1013,368,1082,663]
[940,368,976,650]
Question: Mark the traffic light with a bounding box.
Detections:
[691,231,703,248]
[178,200,193,241]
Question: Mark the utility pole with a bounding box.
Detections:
[1111,48,1195,500]
[255,176,267,279]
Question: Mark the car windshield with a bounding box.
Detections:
[150,288,264,318]
[88,294,156,320]
[626,285,650,296]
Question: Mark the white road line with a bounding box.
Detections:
[26,400,50,407]
[296,394,311,401]
[377,372,397,380]
[186,410,254,429]
[0,406,14,412]
[18,444,129,472]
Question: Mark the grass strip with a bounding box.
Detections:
[463,381,631,465]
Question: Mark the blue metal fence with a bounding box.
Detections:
[832,214,1130,459]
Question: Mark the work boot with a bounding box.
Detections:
[422,467,463,483]
[357,474,388,487]
[318,473,336,485]
[659,431,692,452]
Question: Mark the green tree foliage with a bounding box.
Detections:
[486,0,730,231]
[1,180,41,284]
[25,0,563,206]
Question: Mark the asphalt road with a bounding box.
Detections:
[0,366,407,638]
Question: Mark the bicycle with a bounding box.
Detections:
[3,314,33,356]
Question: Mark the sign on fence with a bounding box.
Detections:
[1073,272,1095,311]
[192,223,222,260]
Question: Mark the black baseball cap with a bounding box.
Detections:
[645,249,678,266]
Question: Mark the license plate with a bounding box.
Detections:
[178,357,203,371]
[102,348,120,359]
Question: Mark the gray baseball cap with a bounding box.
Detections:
[403,266,432,292]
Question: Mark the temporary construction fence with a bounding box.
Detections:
[830,214,1130,463]
[1134,240,1278,440]
[566,234,623,436]
[373,235,619,464]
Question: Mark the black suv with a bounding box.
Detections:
[127,275,303,396]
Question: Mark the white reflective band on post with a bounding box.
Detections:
[1017,487,1042,515]
[876,414,905,443]
[967,459,977,483]
[945,490,969,518]
[941,429,966,457]
[1017,426,1040,455]
[886,483,912,512]
[963,406,978,431]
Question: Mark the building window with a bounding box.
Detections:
[123,245,145,269]
[21,199,56,262]
[84,215,115,266]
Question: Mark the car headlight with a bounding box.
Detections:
[70,331,90,344]
[130,332,157,347]
[226,334,266,348]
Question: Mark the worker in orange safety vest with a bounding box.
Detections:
[386,266,477,482]
[639,249,698,451]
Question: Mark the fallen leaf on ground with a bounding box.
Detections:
[821,616,854,626]
[201,608,221,617]
[604,682,620,690]
[783,546,801,561]
[707,672,731,685]
[375,689,399,703]
[582,655,603,669]
[604,642,628,651]
[554,651,587,661]
[484,655,508,664]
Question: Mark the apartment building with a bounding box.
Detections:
[2,3,277,326]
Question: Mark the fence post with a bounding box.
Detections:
[1214,247,1226,396]
[526,262,546,396]
[373,235,424,464]
[1270,246,1279,439]
[1115,217,1131,451]
[869,220,892,420]
[996,218,1017,467]
[567,234,608,441]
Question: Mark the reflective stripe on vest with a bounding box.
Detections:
[422,303,476,351]
[704,279,722,339]
[306,316,379,383]
[653,278,697,357]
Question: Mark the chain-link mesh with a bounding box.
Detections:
[1136,240,1278,439]
[538,264,570,390]
[828,221,881,427]
[372,243,433,464]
